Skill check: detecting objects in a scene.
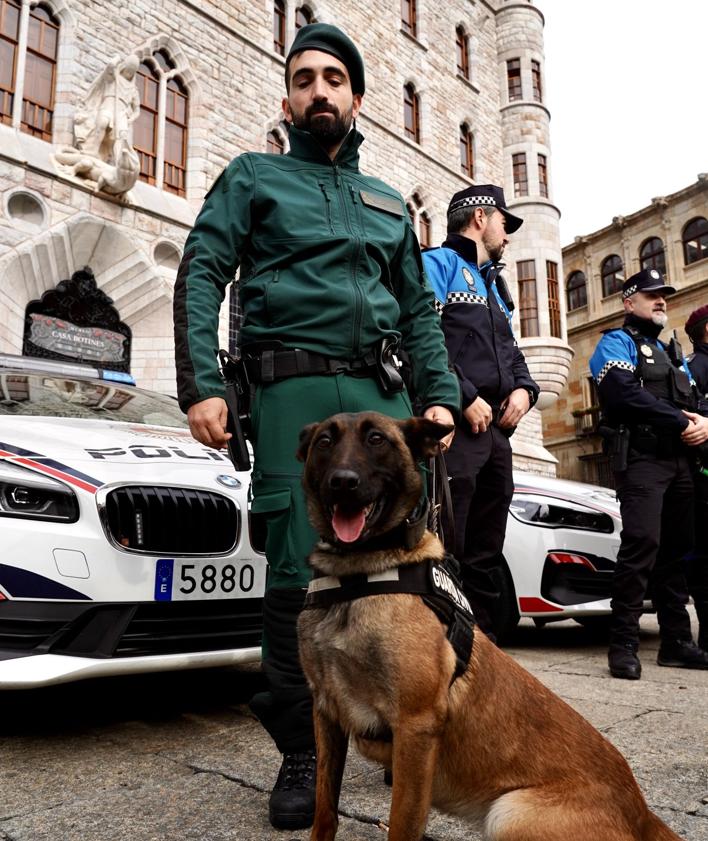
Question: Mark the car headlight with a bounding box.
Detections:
[509,499,614,534]
[0,461,79,522]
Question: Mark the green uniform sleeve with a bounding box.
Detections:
[393,224,461,416]
[173,156,255,413]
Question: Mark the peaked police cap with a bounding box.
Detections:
[286,23,365,95]
[446,184,523,234]
[621,268,676,300]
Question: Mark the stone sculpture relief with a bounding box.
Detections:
[54,56,141,198]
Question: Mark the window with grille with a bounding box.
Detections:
[507,58,521,101]
[639,237,666,275]
[601,254,624,297]
[408,193,431,248]
[134,50,189,196]
[512,152,528,197]
[419,211,431,249]
[546,261,561,338]
[0,1,59,141]
[295,5,313,29]
[403,83,420,143]
[682,217,708,265]
[401,0,417,37]
[531,59,542,102]
[566,271,587,311]
[0,0,21,126]
[456,26,469,79]
[517,260,539,337]
[267,129,285,154]
[134,62,159,185]
[459,123,474,178]
[273,0,286,55]
[538,153,548,198]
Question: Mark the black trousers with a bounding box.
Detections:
[687,470,708,636]
[444,424,514,634]
[611,452,694,645]
[249,587,315,754]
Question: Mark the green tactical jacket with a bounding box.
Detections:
[173,125,460,415]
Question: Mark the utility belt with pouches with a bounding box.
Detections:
[241,335,405,394]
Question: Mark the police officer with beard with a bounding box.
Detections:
[423,186,539,640]
[590,270,708,679]
[173,23,458,830]
[685,304,708,649]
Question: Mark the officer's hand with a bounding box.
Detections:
[681,411,708,446]
[498,388,531,429]
[187,397,232,449]
[424,405,456,451]
[463,396,493,434]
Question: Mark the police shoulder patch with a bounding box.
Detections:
[461,266,477,292]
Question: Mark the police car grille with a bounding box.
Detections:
[114,599,263,657]
[104,486,238,555]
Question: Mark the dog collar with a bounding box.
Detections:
[304,555,474,681]
[327,498,429,553]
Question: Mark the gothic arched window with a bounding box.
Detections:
[134,50,189,196]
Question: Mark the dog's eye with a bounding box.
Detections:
[367,431,385,446]
[316,434,333,449]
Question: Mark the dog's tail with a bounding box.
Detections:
[642,810,684,841]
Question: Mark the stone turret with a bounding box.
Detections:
[495,0,573,472]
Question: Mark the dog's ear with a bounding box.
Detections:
[296,422,320,462]
[398,417,454,460]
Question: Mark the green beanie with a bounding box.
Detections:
[286,23,365,95]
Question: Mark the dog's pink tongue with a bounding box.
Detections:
[332,506,366,543]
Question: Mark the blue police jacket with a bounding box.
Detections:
[422,234,539,411]
[589,314,693,432]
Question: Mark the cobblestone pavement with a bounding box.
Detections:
[1,612,706,841]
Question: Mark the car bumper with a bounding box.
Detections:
[0,647,262,689]
[0,597,263,688]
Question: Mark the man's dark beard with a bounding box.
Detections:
[292,102,352,145]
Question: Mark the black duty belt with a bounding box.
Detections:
[304,555,475,682]
[244,348,377,383]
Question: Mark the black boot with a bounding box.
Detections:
[608,642,641,679]
[657,638,708,669]
[269,751,317,830]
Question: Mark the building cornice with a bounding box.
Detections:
[500,100,551,120]
[562,175,707,252]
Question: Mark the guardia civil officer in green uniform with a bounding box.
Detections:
[173,24,459,830]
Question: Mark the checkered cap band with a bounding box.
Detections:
[595,359,635,384]
[448,195,497,214]
[622,285,637,299]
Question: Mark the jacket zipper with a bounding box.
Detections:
[333,162,363,357]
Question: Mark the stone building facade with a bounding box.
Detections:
[543,175,708,485]
[0,0,571,473]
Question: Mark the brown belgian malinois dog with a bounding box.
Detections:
[296,411,683,841]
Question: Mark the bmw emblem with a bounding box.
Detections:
[216,474,241,488]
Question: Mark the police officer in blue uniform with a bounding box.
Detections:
[590,270,708,679]
[685,304,708,649]
[423,185,539,639]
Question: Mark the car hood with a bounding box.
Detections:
[0,417,240,489]
[513,470,619,516]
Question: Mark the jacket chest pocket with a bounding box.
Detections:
[354,188,405,249]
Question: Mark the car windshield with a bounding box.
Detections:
[0,372,188,429]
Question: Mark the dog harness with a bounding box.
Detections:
[303,554,475,682]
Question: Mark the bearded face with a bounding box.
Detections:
[289,100,353,146]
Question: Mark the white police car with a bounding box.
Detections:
[499,472,622,639]
[0,355,265,688]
